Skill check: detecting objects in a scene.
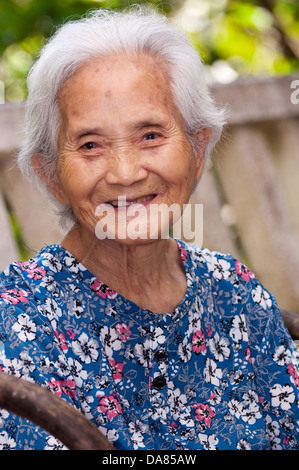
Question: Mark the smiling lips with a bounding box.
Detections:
[106,194,157,208]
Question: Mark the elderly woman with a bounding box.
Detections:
[0,8,298,450]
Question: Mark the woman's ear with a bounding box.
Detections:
[194,127,212,181]
[32,154,69,205]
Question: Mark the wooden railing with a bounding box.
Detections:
[1,75,299,313]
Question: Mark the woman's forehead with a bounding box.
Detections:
[60,53,169,98]
[58,54,183,134]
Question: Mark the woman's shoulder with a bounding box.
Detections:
[179,239,278,314]
[179,240,253,283]
[0,244,68,307]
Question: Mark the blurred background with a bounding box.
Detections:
[0,0,299,313]
[0,0,298,101]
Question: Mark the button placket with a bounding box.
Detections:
[148,322,169,400]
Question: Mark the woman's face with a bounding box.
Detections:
[51,54,208,243]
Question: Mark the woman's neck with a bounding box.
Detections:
[60,226,187,313]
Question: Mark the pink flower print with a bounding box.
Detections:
[149,376,153,389]
[108,358,124,382]
[192,403,215,427]
[206,326,213,337]
[115,322,132,341]
[0,289,28,305]
[16,261,46,280]
[191,330,206,355]
[54,331,68,352]
[287,363,299,387]
[89,278,117,299]
[49,378,77,400]
[62,379,77,401]
[66,329,76,340]
[235,260,255,282]
[245,347,252,364]
[98,395,122,421]
[49,377,63,397]
[178,242,187,261]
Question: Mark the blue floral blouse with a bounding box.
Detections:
[0,239,298,450]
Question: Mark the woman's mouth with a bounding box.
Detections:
[106,194,157,208]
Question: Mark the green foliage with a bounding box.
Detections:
[0,0,298,101]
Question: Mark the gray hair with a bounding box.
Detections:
[17,6,226,228]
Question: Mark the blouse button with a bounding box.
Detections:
[152,375,166,390]
[154,350,168,362]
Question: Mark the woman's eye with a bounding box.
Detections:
[144,133,160,141]
[82,141,97,150]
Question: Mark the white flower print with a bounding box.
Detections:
[99,426,119,443]
[241,402,262,425]
[229,314,248,343]
[168,387,188,421]
[68,299,84,318]
[251,284,272,309]
[12,313,36,342]
[237,439,251,450]
[55,355,69,377]
[204,358,222,386]
[273,345,291,366]
[128,419,148,449]
[39,275,59,293]
[100,326,122,357]
[78,391,94,419]
[2,357,21,376]
[150,404,169,422]
[41,253,63,272]
[67,357,88,387]
[64,254,86,273]
[270,384,296,410]
[198,433,219,450]
[148,326,166,350]
[178,337,192,362]
[19,351,36,375]
[188,305,202,334]
[0,431,16,450]
[229,391,261,425]
[209,333,230,362]
[38,298,62,321]
[0,409,9,427]
[228,398,243,419]
[72,332,99,364]
[44,435,67,450]
[207,256,231,281]
[265,415,280,439]
[134,342,150,366]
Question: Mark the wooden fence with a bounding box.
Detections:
[0,75,299,313]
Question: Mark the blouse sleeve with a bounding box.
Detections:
[245,284,299,449]
[0,270,70,450]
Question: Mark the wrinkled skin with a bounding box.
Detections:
[33,53,211,313]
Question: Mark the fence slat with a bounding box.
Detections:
[215,125,299,312]
[1,163,64,257]
[0,192,19,271]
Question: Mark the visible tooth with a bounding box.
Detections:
[108,195,155,207]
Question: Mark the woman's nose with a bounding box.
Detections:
[105,148,148,186]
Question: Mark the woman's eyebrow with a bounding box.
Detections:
[71,118,168,140]
[73,127,105,139]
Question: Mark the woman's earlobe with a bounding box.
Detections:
[194,127,212,179]
[32,154,47,182]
